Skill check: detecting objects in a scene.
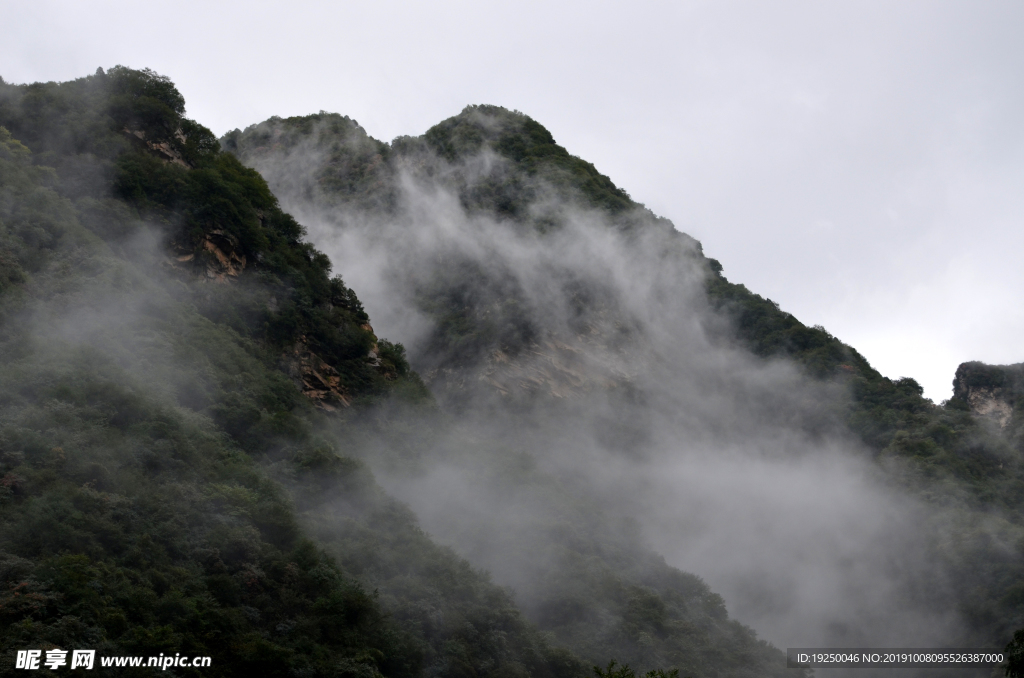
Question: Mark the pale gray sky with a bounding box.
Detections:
[5,0,1022,400]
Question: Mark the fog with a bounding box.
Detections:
[235,119,970,666]
[6,2,1024,402]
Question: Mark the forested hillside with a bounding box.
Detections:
[0,68,803,678]
[229,106,1024,665]
[0,68,566,678]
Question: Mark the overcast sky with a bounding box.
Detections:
[6,0,1022,400]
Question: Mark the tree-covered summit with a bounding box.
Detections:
[230,100,1024,658]
[420,105,634,214]
[226,105,647,225]
[0,67,602,678]
[0,67,425,408]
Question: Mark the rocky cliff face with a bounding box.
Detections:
[953,361,1024,428]
[225,108,711,411]
[427,331,639,401]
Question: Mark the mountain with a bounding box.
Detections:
[954,361,1024,431]
[0,68,581,678]
[2,65,1022,678]
[0,67,809,678]
[226,107,1024,662]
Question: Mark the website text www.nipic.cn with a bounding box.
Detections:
[15,649,212,671]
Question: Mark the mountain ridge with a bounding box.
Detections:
[0,68,807,678]
[228,103,1024,658]
[0,66,1022,678]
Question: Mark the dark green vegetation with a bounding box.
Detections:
[0,68,803,678]
[594,660,677,678]
[224,108,684,386]
[445,109,1024,647]
[230,104,1024,663]
[0,68,597,678]
[1007,628,1024,678]
[229,110,817,678]
[5,63,1022,677]
[705,279,1024,502]
[332,417,791,678]
[708,279,1024,646]
[221,105,636,221]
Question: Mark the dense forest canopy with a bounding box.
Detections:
[0,66,1021,678]
[0,67,809,678]
[229,105,1024,666]
[0,67,582,678]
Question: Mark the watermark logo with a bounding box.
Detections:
[15,651,40,670]
[786,648,1004,668]
[71,651,95,670]
[15,649,208,670]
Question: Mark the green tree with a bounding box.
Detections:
[593,660,681,678]
[1007,628,1024,677]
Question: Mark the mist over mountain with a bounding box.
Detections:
[226,108,1024,672]
[0,66,1021,678]
[0,69,596,678]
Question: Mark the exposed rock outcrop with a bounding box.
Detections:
[953,361,1024,428]
[964,386,1013,428]
[362,323,381,368]
[123,127,190,168]
[285,339,352,411]
[425,325,639,402]
[166,230,247,283]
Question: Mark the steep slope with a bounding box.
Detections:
[227,111,828,676]
[228,106,1024,661]
[953,361,1024,433]
[0,69,593,678]
[223,108,687,407]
